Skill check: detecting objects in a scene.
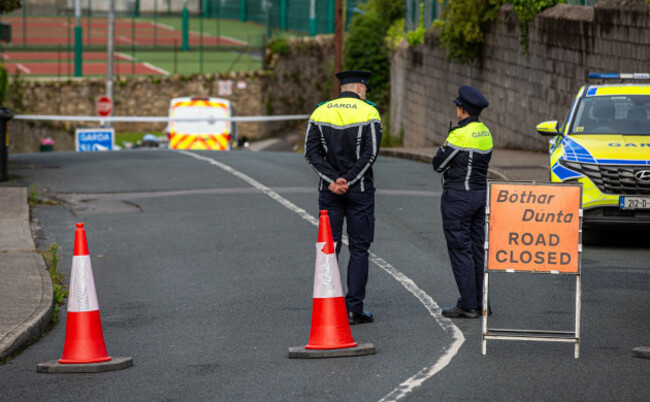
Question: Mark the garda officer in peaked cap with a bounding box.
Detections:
[304,70,382,325]
[432,85,493,319]
[335,70,371,91]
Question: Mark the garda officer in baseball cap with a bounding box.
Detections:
[433,85,493,319]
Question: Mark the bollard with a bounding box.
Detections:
[0,107,14,182]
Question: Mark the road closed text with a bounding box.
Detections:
[494,232,572,266]
[487,183,581,273]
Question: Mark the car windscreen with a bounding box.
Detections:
[569,95,650,135]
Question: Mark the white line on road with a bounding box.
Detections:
[54,187,440,202]
[374,255,464,401]
[179,150,464,401]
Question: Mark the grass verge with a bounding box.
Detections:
[28,184,59,207]
[40,243,68,327]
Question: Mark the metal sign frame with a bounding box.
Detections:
[482,181,583,358]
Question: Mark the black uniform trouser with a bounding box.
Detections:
[441,188,486,310]
[319,190,375,314]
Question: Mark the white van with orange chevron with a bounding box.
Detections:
[167,97,235,151]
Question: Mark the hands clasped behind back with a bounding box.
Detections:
[328,178,349,195]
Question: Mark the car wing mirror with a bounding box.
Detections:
[536,120,559,136]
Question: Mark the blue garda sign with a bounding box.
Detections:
[75,128,115,152]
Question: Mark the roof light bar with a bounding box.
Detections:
[589,73,650,80]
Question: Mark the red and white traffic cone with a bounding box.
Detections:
[58,223,111,364]
[306,210,357,349]
[37,223,132,373]
[288,211,375,358]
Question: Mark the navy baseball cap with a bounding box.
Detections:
[453,85,489,115]
[335,70,371,91]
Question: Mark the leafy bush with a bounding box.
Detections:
[386,18,405,49]
[267,37,291,55]
[512,0,564,53]
[404,1,426,47]
[41,243,68,325]
[344,0,404,110]
[406,26,426,47]
[434,0,564,63]
[0,0,20,13]
[434,0,503,64]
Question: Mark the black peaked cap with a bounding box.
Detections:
[452,85,489,115]
[335,70,371,91]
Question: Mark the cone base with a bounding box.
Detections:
[288,343,376,359]
[37,356,133,374]
[58,356,112,364]
[305,341,358,350]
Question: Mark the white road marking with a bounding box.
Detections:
[55,187,440,202]
[374,254,465,401]
[178,150,465,401]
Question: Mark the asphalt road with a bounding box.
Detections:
[1,149,648,401]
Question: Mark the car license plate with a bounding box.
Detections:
[620,196,650,210]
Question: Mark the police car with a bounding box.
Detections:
[536,73,650,226]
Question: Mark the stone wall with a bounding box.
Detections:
[7,35,335,153]
[390,0,650,151]
[263,35,335,135]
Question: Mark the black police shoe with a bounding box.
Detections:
[348,311,374,325]
[442,306,480,319]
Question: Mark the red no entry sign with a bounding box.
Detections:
[96,96,113,117]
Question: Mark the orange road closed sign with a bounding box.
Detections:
[487,182,582,273]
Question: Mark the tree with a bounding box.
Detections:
[344,0,404,111]
[0,0,20,104]
[0,0,21,14]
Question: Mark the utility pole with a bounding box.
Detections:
[106,0,115,125]
[334,0,343,97]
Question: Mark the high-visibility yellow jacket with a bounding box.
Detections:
[432,116,493,191]
[305,92,382,193]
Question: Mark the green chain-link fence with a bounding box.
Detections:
[0,0,364,78]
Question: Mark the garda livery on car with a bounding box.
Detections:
[536,73,650,226]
